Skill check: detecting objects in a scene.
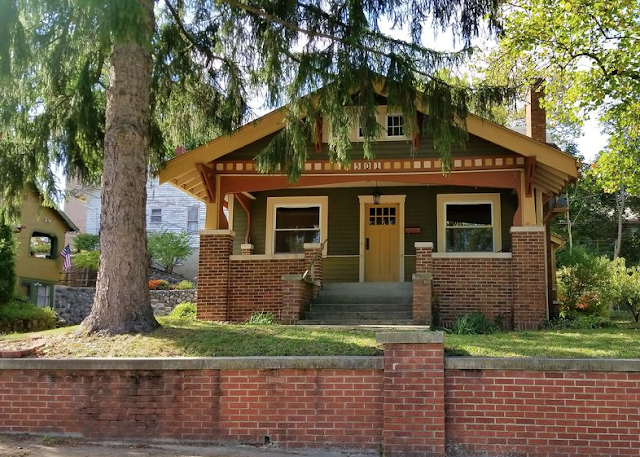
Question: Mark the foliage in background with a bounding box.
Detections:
[147,231,193,274]
[72,250,100,272]
[0,225,17,304]
[553,168,640,266]
[173,280,194,290]
[0,297,57,334]
[245,311,277,325]
[450,313,499,335]
[169,302,196,320]
[496,0,640,216]
[72,233,99,252]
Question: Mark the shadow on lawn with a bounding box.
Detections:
[146,319,382,357]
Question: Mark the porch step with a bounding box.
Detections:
[312,282,413,305]
[301,282,414,325]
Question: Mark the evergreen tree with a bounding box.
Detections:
[0,0,510,334]
[0,225,17,305]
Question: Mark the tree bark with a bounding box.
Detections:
[80,0,159,334]
[614,188,625,260]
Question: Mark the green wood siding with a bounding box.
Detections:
[223,131,517,162]
[244,186,517,257]
[323,257,360,282]
[231,197,249,255]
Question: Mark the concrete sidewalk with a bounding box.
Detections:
[0,434,376,457]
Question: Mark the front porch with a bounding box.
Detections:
[197,224,547,330]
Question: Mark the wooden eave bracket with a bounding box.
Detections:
[525,156,537,197]
[195,162,216,203]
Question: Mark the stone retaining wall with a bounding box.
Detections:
[54,287,196,324]
[1,334,639,457]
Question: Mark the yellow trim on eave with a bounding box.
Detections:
[158,107,288,184]
[466,115,578,179]
[159,85,578,186]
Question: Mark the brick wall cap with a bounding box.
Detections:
[446,357,640,372]
[412,272,433,281]
[303,243,322,250]
[282,273,304,281]
[199,229,236,236]
[415,242,434,249]
[510,226,546,233]
[240,243,254,249]
[377,331,444,344]
[230,254,304,261]
[0,356,383,371]
[432,252,512,259]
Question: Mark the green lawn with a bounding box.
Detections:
[2,317,640,358]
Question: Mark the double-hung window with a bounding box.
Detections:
[437,194,502,253]
[187,207,199,232]
[266,196,328,255]
[150,208,162,223]
[386,114,404,137]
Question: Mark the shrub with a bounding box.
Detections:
[72,250,100,271]
[545,315,614,330]
[149,279,170,290]
[609,263,640,323]
[72,233,99,252]
[147,231,193,274]
[169,302,196,319]
[557,247,614,317]
[174,280,195,290]
[245,311,277,325]
[0,297,57,334]
[0,224,17,304]
[450,313,498,335]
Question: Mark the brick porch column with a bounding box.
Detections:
[197,230,234,321]
[377,331,446,457]
[413,242,434,325]
[281,274,312,324]
[511,226,547,330]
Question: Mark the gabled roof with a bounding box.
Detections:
[159,87,579,200]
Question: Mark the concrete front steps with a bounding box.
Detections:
[302,282,413,325]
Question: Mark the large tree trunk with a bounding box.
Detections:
[80,0,159,334]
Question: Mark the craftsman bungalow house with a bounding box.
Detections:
[159,85,578,329]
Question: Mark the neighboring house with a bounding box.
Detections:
[64,178,205,279]
[159,83,579,328]
[15,186,78,307]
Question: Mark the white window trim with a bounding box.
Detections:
[385,113,407,139]
[324,106,409,142]
[436,193,502,254]
[265,196,328,256]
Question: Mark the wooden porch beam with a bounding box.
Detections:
[218,170,521,194]
[195,162,217,203]
[525,156,536,197]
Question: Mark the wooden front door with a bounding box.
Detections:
[364,203,400,282]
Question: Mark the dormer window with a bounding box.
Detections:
[387,115,404,137]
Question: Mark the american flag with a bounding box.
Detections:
[60,244,72,272]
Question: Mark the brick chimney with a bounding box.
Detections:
[526,79,546,143]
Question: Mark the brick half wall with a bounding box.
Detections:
[432,256,512,328]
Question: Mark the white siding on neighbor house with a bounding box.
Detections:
[65,178,206,280]
[146,177,206,248]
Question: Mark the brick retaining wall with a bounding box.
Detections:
[2,334,639,456]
